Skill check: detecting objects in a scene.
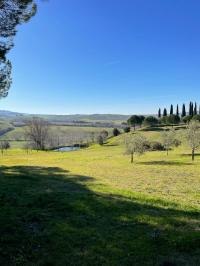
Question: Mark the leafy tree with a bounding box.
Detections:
[124,134,147,163]
[158,108,161,118]
[161,129,176,155]
[127,115,140,130]
[123,127,131,133]
[163,108,167,117]
[0,0,37,98]
[166,114,180,125]
[170,104,173,115]
[186,121,200,161]
[160,116,167,124]
[182,115,192,124]
[176,104,179,116]
[181,104,186,117]
[192,114,200,122]
[138,115,145,127]
[113,128,120,136]
[143,116,159,127]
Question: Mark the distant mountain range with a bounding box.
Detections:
[0,110,131,123]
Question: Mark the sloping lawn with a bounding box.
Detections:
[0,145,199,265]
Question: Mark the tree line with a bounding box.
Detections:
[158,102,200,124]
[127,102,200,129]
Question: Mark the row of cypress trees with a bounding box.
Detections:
[158,102,200,118]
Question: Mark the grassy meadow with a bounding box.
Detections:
[0,128,200,265]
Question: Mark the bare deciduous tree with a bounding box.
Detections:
[100,130,109,143]
[97,135,104,145]
[0,140,10,155]
[25,118,49,150]
[186,121,200,161]
[125,134,147,163]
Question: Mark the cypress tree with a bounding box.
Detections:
[158,108,161,118]
[189,102,192,116]
[176,104,179,116]
[191,102,194,116]
[194,102,197,115]
[163,108,167,117]
[182,104,186,117]
[189,102,191,116]
[170,104,173,115]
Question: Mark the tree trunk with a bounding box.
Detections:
[192,148,195,161]
[131,152,133,163]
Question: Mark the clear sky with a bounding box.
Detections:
[1,0,200,114]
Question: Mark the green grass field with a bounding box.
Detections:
[0,129,200,265]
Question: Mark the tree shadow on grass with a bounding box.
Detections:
[181,153,200,157]
[104,144,118,147]
[0,166,199,266]
[140,127,165,132]
[138,161,193,166]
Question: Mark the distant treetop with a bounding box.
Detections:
[158,102,200,119]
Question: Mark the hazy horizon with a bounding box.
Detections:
[0,108,149,116]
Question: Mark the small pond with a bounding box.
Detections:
[54,146,81,152]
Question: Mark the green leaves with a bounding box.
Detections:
[0,0,37,97]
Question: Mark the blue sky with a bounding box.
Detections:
[1,0,200,114]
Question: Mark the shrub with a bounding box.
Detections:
[182,115,192,124]
[173,139,181,147]
[123,127,131,133]
[142,141,165,151]
[142,141,151,150]
[113,128,120,136]
[150,141,165,151]
[192,114,200,122]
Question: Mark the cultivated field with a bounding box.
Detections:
[0,124,114,149]
[0,128,199,265]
